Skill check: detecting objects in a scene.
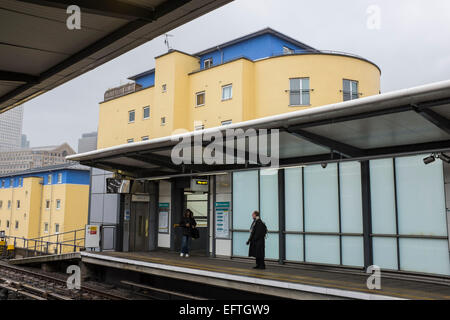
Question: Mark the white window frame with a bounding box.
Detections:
[221,84,233,101]
[283,46,294,54]
[196,91,205,107]
[343,79,359,101]
[143,106,150,119]
[128,110,135,123]
[127,138,134,143]
[56,199,61,210]
[162,84,167,92]
[55,223,60,234]
[44,223,49,233]
[221,120,232,126]
[141,136,149,141]
[45,200,50,210]
[203,58,213,69]
[289,77,310,106]
[161,117,166,126]
[57,173,62,184]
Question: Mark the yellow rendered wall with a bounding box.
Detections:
[253,54,380,118]
[97,53,380,149]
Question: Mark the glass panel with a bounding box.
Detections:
[395,155,447,236]
[285,168,303,232]
[222,86,232,100]
[342,236,364,267]
[370,159,397,234]
[290,78,300,91]
[304,163,339,232]
[232,231,249,257]
[399,238,450,275]
[339,162,362,233]
[343,79,350,91]
[290,92,300,105]
[266,233,279,260]
[305,235,340,265]
[301,78,309,90]
[260,170,278,230]
[232,171,258,230]
[286,234,303,261]
[301,90,310,105]
[372,237,398,270]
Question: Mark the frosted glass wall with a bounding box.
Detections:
[260,169,279,259]
[370,155,450,275]
[232,170,258,257]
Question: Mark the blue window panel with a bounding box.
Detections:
[285,234,303,261]
[370,159,397,234]
[284,167,303,232]
[339,162,363,233]
[399,238,450,276]
[372,237,398,270]
[232,231,249,257]
[305,235,340,265]
[232,170,258,230]
[304,163,339,232]
[395,155,447,236]
[341,236,364,267]
[259,169,278,230]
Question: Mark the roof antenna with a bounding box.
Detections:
[164,33,174,52]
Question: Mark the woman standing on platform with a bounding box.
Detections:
[179,209,197,258]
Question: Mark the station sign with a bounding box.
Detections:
[190,178,208,192]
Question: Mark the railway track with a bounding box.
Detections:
[0,263,129,300]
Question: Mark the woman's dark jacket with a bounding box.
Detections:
[248,219,265,258]
[179,216,197,236]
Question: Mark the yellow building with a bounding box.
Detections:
[0,163,90,253]
[97,28,381,149]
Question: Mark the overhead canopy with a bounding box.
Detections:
[0,0,232,113]
[67,80,450,178]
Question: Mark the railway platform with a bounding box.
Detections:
[9,250,450,300]
[77,251,450,300]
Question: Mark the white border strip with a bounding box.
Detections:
[81,252,404,300]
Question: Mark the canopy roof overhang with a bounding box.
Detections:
[67,79,450,179]
[0,0,232,113]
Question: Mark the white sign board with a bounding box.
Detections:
[85,224,100,249]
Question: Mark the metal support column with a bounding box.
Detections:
[278,169,286,264]
[360,160,373,269]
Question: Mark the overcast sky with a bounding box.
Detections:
[21,0,450,151]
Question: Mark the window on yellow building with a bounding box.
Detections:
[128,110,135,123]
[161,117,166,126]
[55,223,60,233]
[44,223,48,233]
[48,175,52,184]
[16,200,20,209]
[204,58,213,69]
[6,220,9,229]
[343,79,359,101]
[221,120,232,126]
[57,173,62,184]
[7,201,11,209]
[45,200,50,209]
[127,138,134,143]
[222,84,232,101]
[196,91,205,107]
[0,200,2,209]
[15,221,19,229]
[289,78,310,106]
[162,84,167,92]
[142,136,149,141]
[194,124,205,131]
[143,106,150,119]
[56,199,61,210]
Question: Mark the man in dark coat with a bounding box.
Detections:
[246,210,266,269]
[178,209,197,258]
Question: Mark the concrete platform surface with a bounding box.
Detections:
[80,251,450,300]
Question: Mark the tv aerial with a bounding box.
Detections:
[164,33,174,52]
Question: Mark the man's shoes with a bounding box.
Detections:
[253,265,266,269]
[253,266,260,269]
[180,253,184,257]
[185,254,189,258]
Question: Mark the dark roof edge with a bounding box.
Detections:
[194,27,318,56]
[128,68,155,80]
[0,163,89,178]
